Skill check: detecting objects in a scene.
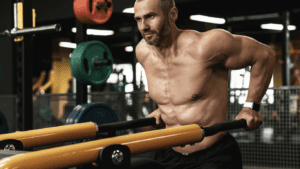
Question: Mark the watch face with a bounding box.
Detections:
[244,102,260,111]
[245,102,253,108]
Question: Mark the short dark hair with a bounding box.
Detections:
[136,0,176,16]
[158,0,176,16]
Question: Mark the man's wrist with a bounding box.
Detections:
[243,102,260,111]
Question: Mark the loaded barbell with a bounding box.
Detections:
[70,40,113,85]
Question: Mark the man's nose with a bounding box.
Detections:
[141,20,150,32]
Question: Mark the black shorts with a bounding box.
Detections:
[146,132,243,169]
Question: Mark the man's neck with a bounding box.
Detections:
[155,28,180,57]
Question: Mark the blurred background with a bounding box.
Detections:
[1,0,300,168]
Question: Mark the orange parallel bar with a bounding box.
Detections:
[0,122,97,149]
[0,124,203,169]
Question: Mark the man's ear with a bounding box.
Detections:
[169,7,178,22]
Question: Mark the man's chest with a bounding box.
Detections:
[143,52,217,104]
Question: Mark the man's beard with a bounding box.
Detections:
[143,20,170,46]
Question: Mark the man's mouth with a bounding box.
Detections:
[144,33,154,37]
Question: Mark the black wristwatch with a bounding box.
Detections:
[243,102,260,111]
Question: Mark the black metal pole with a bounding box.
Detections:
[18,0,33,134]
[132,26,139,91]
[203,119,247,137]
[281,11,291,86]
[75,19,88,105]
[97,117,156,134]
[281,11,292,125]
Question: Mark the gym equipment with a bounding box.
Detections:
[99,144,131,169]
[74,0,113,25]
[0,24,61,38]
[65,103,121,145]
[0,122,97,151]
[0,119,247,169]
[0,112,8,134]
[0,150,28,159]
[0,2,61,40]
[0,104,155,150]
[70,41,113,85]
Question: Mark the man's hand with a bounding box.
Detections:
[148,108,165,129]
[235,107,263,131]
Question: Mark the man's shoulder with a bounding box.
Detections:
[136,38,147,48]
[180,29,232,66]
[135,39,150,64]
[178,29,201,42]
[178,29,229,47]
[136,39,150,55]
[179,28,230,39]
[204,28,231,37]
[187,29,233,53]
[199,29,233,47]
[177,29,202,52]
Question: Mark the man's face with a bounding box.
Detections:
[134,0,170,46]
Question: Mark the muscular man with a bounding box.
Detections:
[134,0,276,168]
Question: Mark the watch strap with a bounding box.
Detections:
[243,102,260,111]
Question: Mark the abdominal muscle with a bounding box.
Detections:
[157,96,228,155]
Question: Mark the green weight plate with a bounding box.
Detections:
[70,41,113,85]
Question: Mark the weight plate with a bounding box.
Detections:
[74,0,113,25]
[0,111,9,134]
[65,104,87,145]
[70,41,113,85]
[65,104,84,125]
[65,103,120,145]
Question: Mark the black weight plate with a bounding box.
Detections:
[65,103,120,145]
[0,112,8,134]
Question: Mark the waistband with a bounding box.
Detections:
[172,132,230,156]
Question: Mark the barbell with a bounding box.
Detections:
[70,40,113,85]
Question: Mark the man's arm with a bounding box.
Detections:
[205,29,276,103]
[203,29,276,130]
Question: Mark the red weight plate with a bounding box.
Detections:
[74,0,113,25]
[91,0,113,24]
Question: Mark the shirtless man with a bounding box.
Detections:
[134,0,276,168]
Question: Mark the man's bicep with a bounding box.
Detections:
[222,34,270,70]
[201,29,248,69]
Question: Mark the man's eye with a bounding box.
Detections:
[148,15,154,19]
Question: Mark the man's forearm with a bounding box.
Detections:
[246,50,276,103]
